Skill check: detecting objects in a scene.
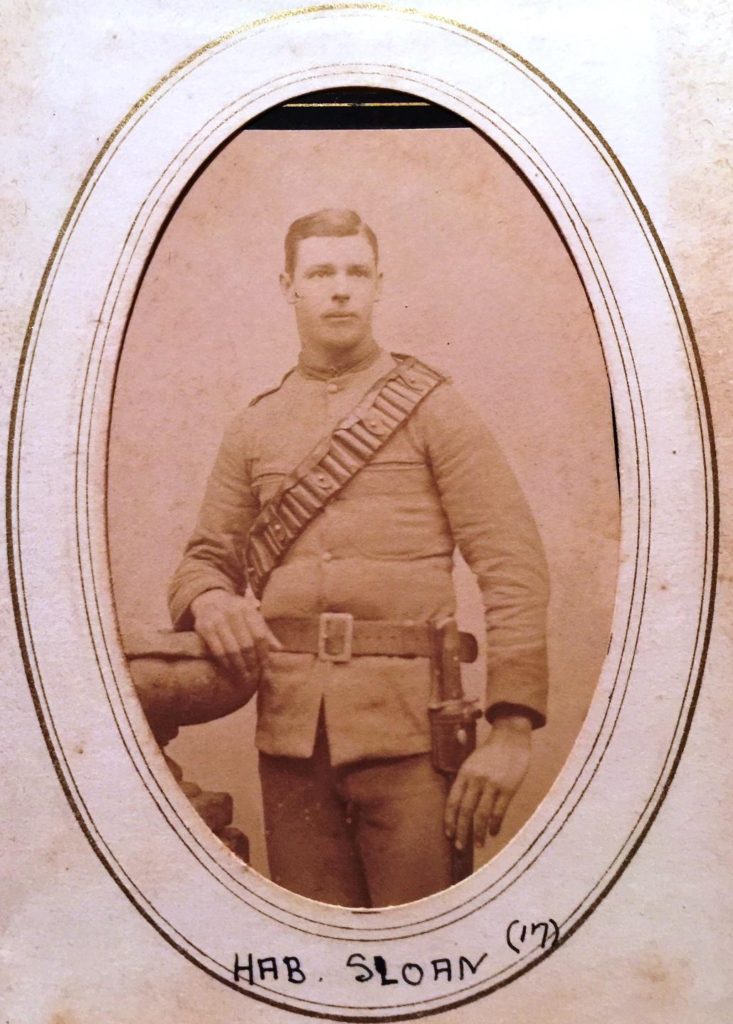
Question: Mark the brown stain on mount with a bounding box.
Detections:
[636,951,693,1009]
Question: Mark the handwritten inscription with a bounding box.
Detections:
[232,951,488,987]
[230,928,559,989]
[234,954,306,985]
[346,952,487,986]
[505,919,560,954]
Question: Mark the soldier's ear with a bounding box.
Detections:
[280,272,297,305]
[374,269,383,302]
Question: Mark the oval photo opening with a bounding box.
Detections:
[108,88,620,907]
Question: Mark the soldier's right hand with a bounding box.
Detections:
[190,589,283,680]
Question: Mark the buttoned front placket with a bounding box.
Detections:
[318,374,345,617]
[316,371,351,711]
[287,345,388,633]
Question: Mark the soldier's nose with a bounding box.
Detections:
[332,276,350,296]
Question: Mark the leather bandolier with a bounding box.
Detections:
[245,354,446,599]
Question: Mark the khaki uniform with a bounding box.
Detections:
[169,345,549,903]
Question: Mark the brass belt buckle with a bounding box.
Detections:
[318,612,354,662]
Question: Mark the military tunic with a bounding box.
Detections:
[169,346,550,768]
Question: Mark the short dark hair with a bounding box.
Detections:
[284,208,379,275]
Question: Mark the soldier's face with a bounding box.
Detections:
[280,233,382,350]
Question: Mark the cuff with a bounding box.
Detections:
[484,642,549,730]
[485,701,545,730]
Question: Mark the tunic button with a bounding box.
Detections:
[322,551,333,562]
[327,382,339,394]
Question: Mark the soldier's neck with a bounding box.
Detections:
[298,336,380,379]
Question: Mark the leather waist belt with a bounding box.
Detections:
[269,614,478,665]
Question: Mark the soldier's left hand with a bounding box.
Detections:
[444,714,532,850]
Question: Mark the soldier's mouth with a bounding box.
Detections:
[324,312,357,320]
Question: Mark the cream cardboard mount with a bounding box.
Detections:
[1,3,727,1023]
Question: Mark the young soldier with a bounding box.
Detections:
[168,208,549,907]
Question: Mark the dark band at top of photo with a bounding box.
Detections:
[245,87,467,130]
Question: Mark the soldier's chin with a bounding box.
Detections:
[322,319,363,345]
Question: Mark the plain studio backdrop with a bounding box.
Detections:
[108,124,619,880]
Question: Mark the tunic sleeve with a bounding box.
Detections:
[416,383,550,727]
[167,412,258,630]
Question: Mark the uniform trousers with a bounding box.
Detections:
[258,709,453,907]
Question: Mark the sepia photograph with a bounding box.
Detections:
[3,3,724,1019]
[109,89,620,907]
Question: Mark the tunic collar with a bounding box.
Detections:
[297,340,382,381]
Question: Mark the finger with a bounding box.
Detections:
[488,791,512,837]
[218,619,252,658]
[472,784,498,848]
[200,627,226,661]
[444,773,468,838]
[216,622,257,679]
[227,610,255,655]
[255,632,273,667]
[229,648,255,682]
[196,618,255,681]
[243,621,271,667]
[454,778,482,851]
[245,611,284,654]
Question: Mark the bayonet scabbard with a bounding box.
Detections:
[428,619,481,882]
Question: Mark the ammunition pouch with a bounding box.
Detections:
[428,698,482,775]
